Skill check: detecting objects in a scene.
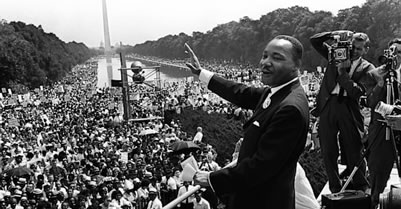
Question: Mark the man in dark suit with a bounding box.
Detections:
[185,35,309,209]
[310,31,374,193]
[364,38,401,208]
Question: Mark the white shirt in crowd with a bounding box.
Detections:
[147,197,162,209]
[193,131,203,143]
[193,197,211,209]
[177,184,195,207]
[167,176,178,191]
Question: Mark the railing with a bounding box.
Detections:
[135,186,201,209]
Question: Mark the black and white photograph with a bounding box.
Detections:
[0,0,400,209]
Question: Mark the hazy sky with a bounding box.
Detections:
[0,0,367,47]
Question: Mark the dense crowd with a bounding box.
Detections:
[0,60,228,209]
[0,54,324,209]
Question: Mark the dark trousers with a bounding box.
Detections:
[367,125,397,207]
[180,202,193,209]
[319,96,369,193]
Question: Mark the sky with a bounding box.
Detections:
[0,0,367,48]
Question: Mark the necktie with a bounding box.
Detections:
[338,87,345,103]
[185,186,188,203]
[337,63,352,103]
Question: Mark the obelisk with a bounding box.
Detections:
[102,0,112,87]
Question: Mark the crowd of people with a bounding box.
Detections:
[2,30,398,209]
[0,60,231,209]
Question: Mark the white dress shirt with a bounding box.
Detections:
[331,57,361,95]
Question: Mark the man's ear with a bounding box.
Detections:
[364,46,370,54]
[295,60,302,70]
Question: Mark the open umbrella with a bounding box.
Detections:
[4,166,33,177]
[170,141,200,154]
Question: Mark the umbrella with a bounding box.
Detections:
[170,141,200,154]
[4,166,33,177]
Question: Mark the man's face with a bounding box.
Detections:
[351,40,368,61]
[26,184,33,192]
[259,39,299,87]
[61,202,70,209]
[48,175,54,182]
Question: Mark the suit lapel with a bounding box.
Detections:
[243,81,301,129]
[351,59,364,81]
[243,87,271,128]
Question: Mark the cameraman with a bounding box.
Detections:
[364,38,401,208]
[310,31,374,193]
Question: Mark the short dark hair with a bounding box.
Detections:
[388,38,401,47]
[273,35,304,64]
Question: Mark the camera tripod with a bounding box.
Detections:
[384,68,401,179]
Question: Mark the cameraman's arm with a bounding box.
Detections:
[337,62,375,99]
[310,32,332,59]
[310,30,352,59]
[364,66,387,109]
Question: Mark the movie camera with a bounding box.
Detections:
[383,45,398,70]
[327,31,354,63]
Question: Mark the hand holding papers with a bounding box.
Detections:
[180,156,199,182]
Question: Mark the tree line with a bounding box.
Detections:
[0,20,95,92]
[123,0,401,70]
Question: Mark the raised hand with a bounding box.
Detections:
[184,43,202,75]
[336,59,351,75]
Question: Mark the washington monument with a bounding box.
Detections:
[102,0,113,87]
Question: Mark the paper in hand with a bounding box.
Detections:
[180,156,199,181]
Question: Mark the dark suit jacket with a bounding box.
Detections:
[310,32,374,134]
[364,65,387,137]
[363,65,398,170]
[207,75,309,209]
